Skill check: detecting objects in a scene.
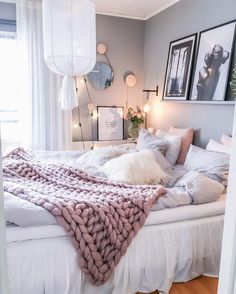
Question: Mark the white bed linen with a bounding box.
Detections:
[6,202,225,294]
[6,193,226,243]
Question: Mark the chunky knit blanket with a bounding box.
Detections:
[3,148,166,285]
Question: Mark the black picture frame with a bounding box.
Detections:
[163,33,197,101]
[190,20,236,101]
[97,106,124,141]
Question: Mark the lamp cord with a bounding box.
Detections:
[83,76,95,150]
[75,81,85,151]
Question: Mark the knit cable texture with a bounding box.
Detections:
[3,148,166,285]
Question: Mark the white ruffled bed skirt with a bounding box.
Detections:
[7,215,224,294]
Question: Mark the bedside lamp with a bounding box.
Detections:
[143,103,151,113]
[143,86,158,127]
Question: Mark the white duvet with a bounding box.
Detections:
[4,149,227,294]
[3,168,225,227]
[4,149,225,227]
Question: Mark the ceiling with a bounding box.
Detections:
[92,0,180,20]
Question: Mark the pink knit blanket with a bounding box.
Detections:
[3,148,166,285]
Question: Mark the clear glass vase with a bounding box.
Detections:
[128,123,140,139]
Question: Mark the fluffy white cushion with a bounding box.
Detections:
[206,139,231,154]
[101,150,168,185]
[153,149,172,171]
[155,129,182,166]
[221,134,232,147]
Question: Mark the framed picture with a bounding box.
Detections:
[97,106,124,141]
[163,33,197,100]
[190,20,236,101]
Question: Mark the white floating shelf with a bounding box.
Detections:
[160,100,235,105]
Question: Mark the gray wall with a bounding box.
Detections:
[1,0,235,146]
[73,15,145,141]
[144,0,236,147]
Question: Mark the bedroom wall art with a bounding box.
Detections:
[97,106,124,141]
[163,34,197,101]
[190,20,236,101]
[230,64,236,97]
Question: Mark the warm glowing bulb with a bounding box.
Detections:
[93,112,98,119]
[73,123,79,129]
[87,102,95,112]
[79,78,85,84]
[143,103,151,113]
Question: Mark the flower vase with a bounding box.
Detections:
[128,123,140,139]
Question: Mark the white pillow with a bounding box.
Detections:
[206,139,231,154]
[185,145,230,170]
[221,134,232,147]
[176,171,225,204]
[101,150,168,185]
[184,145,230,187]
[155,129,182,166]
[136,128,169,155]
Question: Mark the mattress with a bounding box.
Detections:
[6,193,226,243]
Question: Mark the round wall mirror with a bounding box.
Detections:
[87,62,114,90]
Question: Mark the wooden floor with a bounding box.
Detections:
[137,276,218,294]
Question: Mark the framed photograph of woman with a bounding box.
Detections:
[97,106,124,141]
[163,33,197,100]
[190,20,236,101]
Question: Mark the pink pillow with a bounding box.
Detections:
[168,127,194,164]
[221,134,232,147]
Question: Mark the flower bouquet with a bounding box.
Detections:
[125,106,145,139]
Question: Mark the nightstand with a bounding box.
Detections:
[73,140,137,151]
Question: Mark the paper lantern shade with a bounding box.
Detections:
[42,0,96,77]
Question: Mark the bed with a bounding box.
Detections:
[6,194,225,294]
[3,131,230,294]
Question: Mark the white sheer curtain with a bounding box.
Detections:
[0,133,10,294]
[16,0,72,151]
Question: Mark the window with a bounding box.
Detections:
[0,29,19,152]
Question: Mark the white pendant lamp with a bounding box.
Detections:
[42,0,96,110]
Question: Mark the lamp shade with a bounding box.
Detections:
[42,0,96,76]
[42,0,96,110]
